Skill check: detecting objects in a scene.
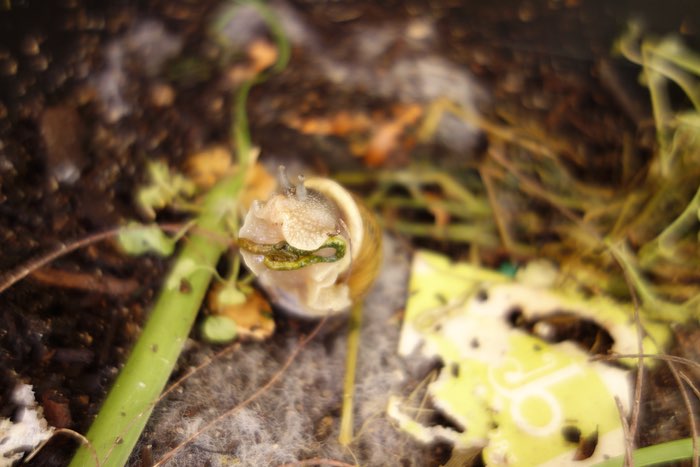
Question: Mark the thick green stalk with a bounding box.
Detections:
[70,172,244,467]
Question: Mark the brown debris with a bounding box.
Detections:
[30,267,139,296]
[285,103,423,167]
[41,390,72,429]
[39,105,85,184]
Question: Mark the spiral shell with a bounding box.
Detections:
[238,167,382,318]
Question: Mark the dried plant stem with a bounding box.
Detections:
[639,183,700,267]
[480,165,536,258]
[339,302,363,446]
[371,196,484,221]
[337,169,490,216]
[668,366,699,467]
[617,250,646,465]
[0,228,122,294]
[0,224,188,296]
[614,396,634,467]
[29,266,139,295]
[384,220,498,247]
[418,97,568,163]
[26,428,99,466]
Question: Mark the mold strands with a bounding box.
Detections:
[140,237,435,466]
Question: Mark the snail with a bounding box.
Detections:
[238,166,382,318]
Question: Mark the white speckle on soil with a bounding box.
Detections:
[0,384,54,466]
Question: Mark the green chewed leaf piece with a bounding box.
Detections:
[391,250,671,467]
[136,161,197,218]
[201,315,238,344]
[118,222,176,257]
[137,186,166,219]
[216,284,247,307]
[238,235,346,271]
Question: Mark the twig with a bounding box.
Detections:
[419,97,576,164]
[670,368,699,467]
[480,161,537,258]
[614,396,634,467]
[153,318,326,466]
[29,267,139,295]
[0,228,121,295]
[481,165,513,254]
[679,372,700,404]
[616,249,646,447]
[24,428,99,467]
[0,224,184,295]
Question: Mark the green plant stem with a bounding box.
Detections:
[387,220,499,248]
[639,182,700,267]
[593,437,699,467]
[605,240,698,321]
[214,0,290,166]
[70,172,246,467]
[648,37,700,99]
[338,302,363,446]
[370,196,490,221]
[335,169,492,216]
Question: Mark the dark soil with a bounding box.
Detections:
[1,0,699,466]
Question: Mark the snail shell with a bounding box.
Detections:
[238,167,382,318]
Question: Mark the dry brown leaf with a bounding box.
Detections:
[363,103,423,166]
[248,39,278,74]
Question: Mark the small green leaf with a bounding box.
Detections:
[216,285,247,307]
[118,222,175,257]
[136,161,197,219]
[165,258,198,291]
[201,315,238,344]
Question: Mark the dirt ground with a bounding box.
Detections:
[1,0,699,466]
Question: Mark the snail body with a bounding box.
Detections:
[238,167,382,318]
